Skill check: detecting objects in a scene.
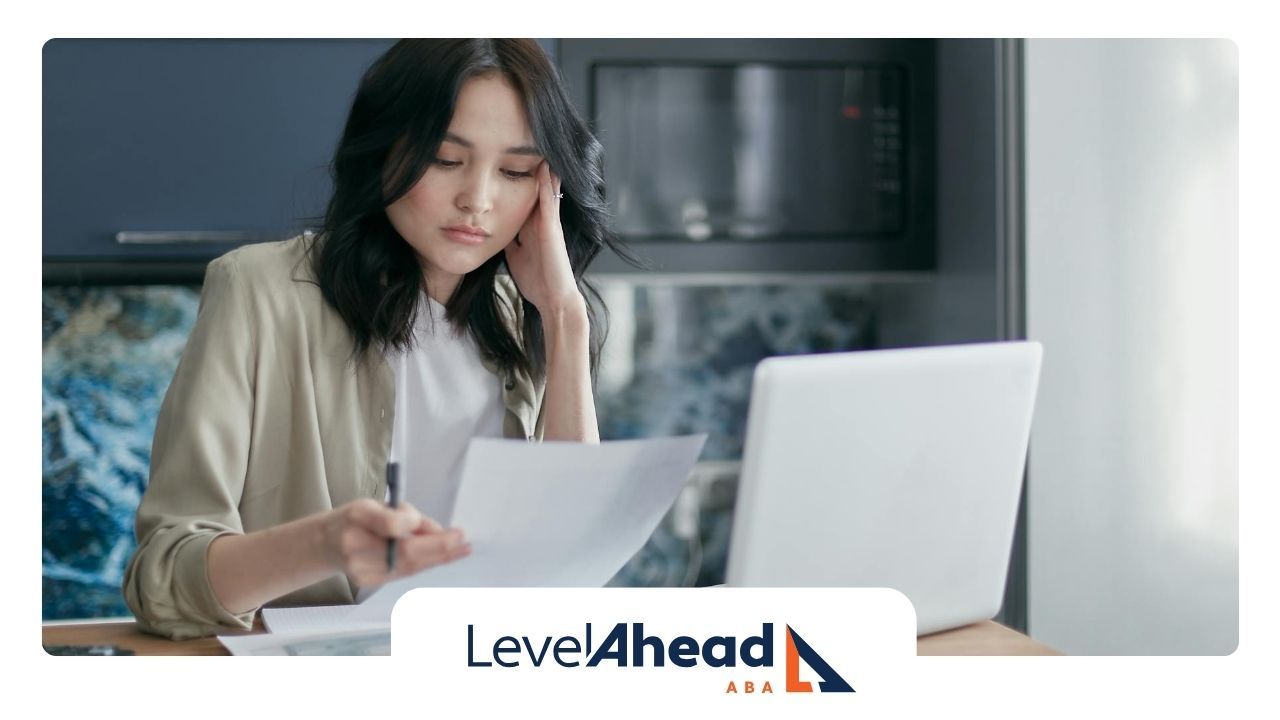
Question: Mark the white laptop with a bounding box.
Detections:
[724,341,1042,636]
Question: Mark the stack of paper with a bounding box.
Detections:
[219,434,707,655]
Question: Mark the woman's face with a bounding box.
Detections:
[385,73,543,302]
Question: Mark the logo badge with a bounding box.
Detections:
[785,624,855,693]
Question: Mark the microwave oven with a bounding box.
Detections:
[557,39,936,274]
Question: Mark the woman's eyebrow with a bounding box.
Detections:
[443,132,542,157]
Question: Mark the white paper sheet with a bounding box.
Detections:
[338,433,707,625]
[261,605,385,635]
[219,627,391,656]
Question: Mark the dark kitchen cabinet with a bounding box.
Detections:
[43,39,397,267]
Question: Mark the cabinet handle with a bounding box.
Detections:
[114,231,288,245]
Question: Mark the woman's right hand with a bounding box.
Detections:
[319,498,470,587]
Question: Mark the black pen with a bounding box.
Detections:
[386,461,401,572]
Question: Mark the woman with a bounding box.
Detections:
[123,39,633,640]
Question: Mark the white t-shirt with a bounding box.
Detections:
[386,293,507,527]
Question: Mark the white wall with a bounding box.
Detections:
[1024,39,1238,655]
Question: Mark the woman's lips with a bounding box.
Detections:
[442,228,488,245]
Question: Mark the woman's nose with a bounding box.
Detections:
[455,171,494,214]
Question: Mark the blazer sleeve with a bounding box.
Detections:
[122,253,259,640]
[495,274,549,442]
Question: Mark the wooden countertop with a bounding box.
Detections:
[43,618,1061,656]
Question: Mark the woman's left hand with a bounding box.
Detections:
[505,160,585,315]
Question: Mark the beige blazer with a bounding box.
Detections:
[122,235,547,640]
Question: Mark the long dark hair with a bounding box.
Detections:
[309,39,638,383]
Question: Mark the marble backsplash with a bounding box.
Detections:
[42,280,876,619]
[43,286,200,619]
